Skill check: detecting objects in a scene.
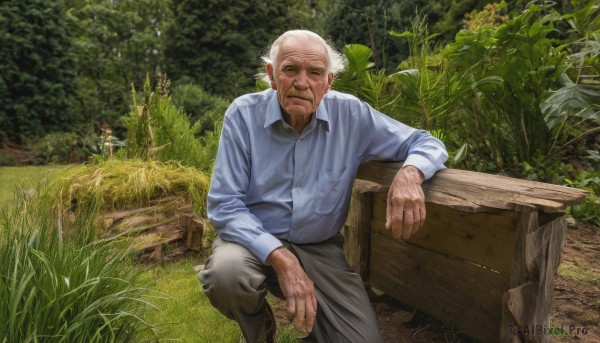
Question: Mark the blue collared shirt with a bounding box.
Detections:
[207,89,448,263]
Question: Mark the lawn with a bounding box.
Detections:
[0,165,301,343]
[0,165,62,209]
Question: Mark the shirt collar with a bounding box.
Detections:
[264,90,330,132]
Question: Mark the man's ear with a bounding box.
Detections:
[267,64,277,90]
[327,72,334,90]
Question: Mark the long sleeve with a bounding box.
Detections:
[354,100,447,180]
[207,113,282,263]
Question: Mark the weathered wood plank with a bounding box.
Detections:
[357,161,588,213]
[186,218,205,251]
[371,192,519,274]
[500,209,567,343]
[369,233,509,343]
[342,180,378,280]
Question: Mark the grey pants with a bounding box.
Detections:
[199,234,383,343]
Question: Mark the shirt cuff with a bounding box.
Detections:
[403,154,442,180]
[249,232,283,264]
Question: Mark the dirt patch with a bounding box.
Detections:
[551,223,600,342]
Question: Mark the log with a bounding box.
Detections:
[357,161,587,213]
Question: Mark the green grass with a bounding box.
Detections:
[141,258,304,343]
[140,259,240,342]
[557,260,600,284]
[0,165,63,209]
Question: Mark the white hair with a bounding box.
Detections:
[257,30,347,83]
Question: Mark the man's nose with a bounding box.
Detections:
[293,70,309,89]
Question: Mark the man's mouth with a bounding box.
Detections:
[288,94,313,102]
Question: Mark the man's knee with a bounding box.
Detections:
[198,238,268,314]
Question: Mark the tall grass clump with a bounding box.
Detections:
[0,185,160,342]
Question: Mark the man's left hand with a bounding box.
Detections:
[385,165,426,240]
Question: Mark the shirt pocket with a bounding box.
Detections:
[315,170,348,215]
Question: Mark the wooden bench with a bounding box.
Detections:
[342,161,588,342]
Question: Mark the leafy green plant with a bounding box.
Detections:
[442,4,579,173]
[565,171,600,226]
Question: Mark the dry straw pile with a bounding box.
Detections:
[49,159,211,262]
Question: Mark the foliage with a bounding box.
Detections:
[63,0,171,135]
[430,0,497,40]
[322,0,494,70]
[164,0,315,97]
[171,82,230,135]
[441,4,595,173]
[334,44,401,114]
[0,154,15,167]
[123,74,221,173]
[323,0,412,69]
[27,129,100,164]
[565,171,600,226]
[333,3,598,180]
[333,20,456,137]
[390,16,457,131]
[0,0,79,143]
[124,75,220,173]
[0,183,159,342]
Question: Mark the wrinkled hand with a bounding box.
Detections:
[267,247,317,333]
[385,166,426,240]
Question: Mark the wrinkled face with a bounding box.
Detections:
[267,36,334,119]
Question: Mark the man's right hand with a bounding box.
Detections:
[267,247,317,333]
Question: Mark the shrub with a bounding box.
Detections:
[123,74,221,173]
[171,82,230,135]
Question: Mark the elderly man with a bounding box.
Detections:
[199,30,447,343]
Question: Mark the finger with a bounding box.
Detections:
[304,296,317,333]
[293,298,306,330]
[402,206,413,240]
[286,297,296,321]
[385,190,392,229]
[411,205,420,235]
[392,207,403,239]
[417,202,426,230]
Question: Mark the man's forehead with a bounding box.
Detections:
[278,37,328,63]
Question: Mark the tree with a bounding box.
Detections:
[164,0,315,98]
[322,0,494,71]
[63,0,171,133]
[322,0,422,70]
[0,0,79,143]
